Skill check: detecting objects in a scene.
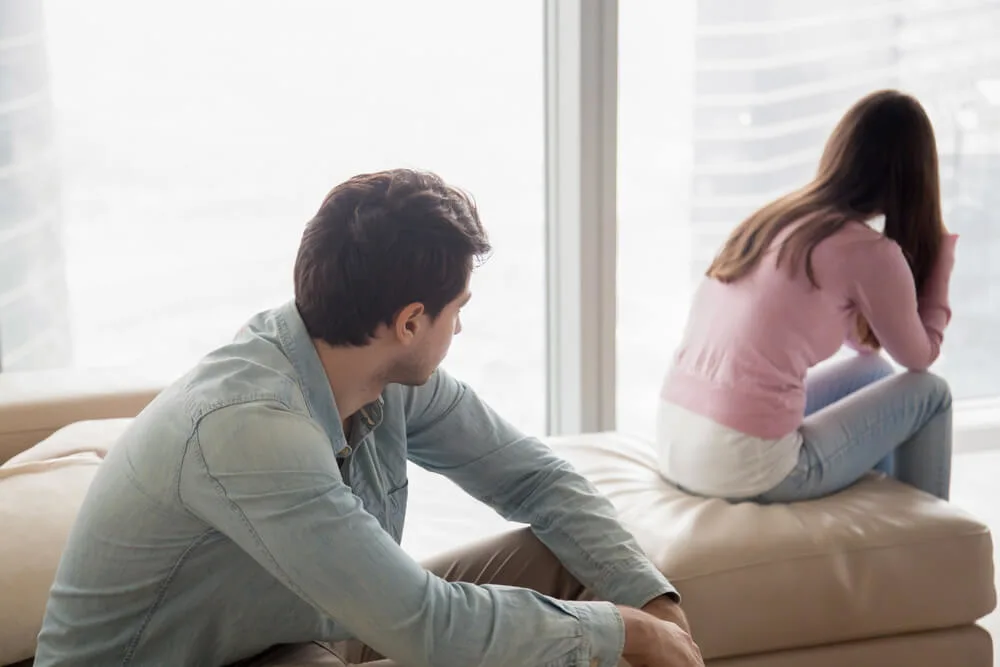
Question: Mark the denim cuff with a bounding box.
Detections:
[600,558,680,608]
[564,600,625,667]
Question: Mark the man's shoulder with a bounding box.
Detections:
[164,346,328,476]
[117,337,310,468]
[179,334,310,424]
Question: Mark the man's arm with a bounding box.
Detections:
[181,401,625,667]
[401,370,679,610]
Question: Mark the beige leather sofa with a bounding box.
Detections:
[0,369,996,666]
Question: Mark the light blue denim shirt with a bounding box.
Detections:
[35,302,676,667]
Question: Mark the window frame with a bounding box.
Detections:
[543,0,618,435]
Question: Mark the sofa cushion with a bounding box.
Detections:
[3,419,994,666]
[0,419,131,665]
[548,432,997,661]
[0,368,159,464]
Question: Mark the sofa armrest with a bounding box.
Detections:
[0,368,165,464]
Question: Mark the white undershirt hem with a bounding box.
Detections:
[655,400,803,499]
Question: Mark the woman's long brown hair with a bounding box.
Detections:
[706,90,946,348]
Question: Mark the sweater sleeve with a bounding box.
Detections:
[846,234,958,371]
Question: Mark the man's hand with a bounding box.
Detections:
[617,605,703,667]
[641,596,691,634]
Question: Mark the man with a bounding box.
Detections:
[35,170,702,667]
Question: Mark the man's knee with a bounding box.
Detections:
[422,527,558,582]
[421,527,588,600]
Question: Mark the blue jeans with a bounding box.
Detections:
[756,354,953,503]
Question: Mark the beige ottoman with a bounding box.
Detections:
[547,432,997,666]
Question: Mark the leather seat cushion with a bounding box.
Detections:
[547,432,996,660]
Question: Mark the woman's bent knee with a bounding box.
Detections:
[902,371,952,411]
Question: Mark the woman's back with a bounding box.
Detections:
[664,221,921,440]
[657,89,956,503]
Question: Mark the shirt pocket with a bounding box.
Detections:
[385,480,409,542]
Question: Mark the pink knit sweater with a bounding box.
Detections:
[662,222,958,439]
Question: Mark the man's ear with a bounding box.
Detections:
[393,303,426,345]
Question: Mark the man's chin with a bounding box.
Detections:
[390,369,436,387]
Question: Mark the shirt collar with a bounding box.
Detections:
[272,301,384,454]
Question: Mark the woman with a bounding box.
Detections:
[657,89,957,503]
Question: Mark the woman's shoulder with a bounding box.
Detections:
[808,221,907,291]
[818,220,901,259]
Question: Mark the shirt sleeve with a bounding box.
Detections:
[846,234,958,371]
[180,401,623,667]
[401,370,678,609]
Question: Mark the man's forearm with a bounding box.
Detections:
[500,453,678,607]
[399,372,678,649]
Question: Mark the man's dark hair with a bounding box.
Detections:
[294,169,491,346]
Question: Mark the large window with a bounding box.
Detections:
[5,1,1000,449]
[617,0,1000,440]
[1,0,546,433]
